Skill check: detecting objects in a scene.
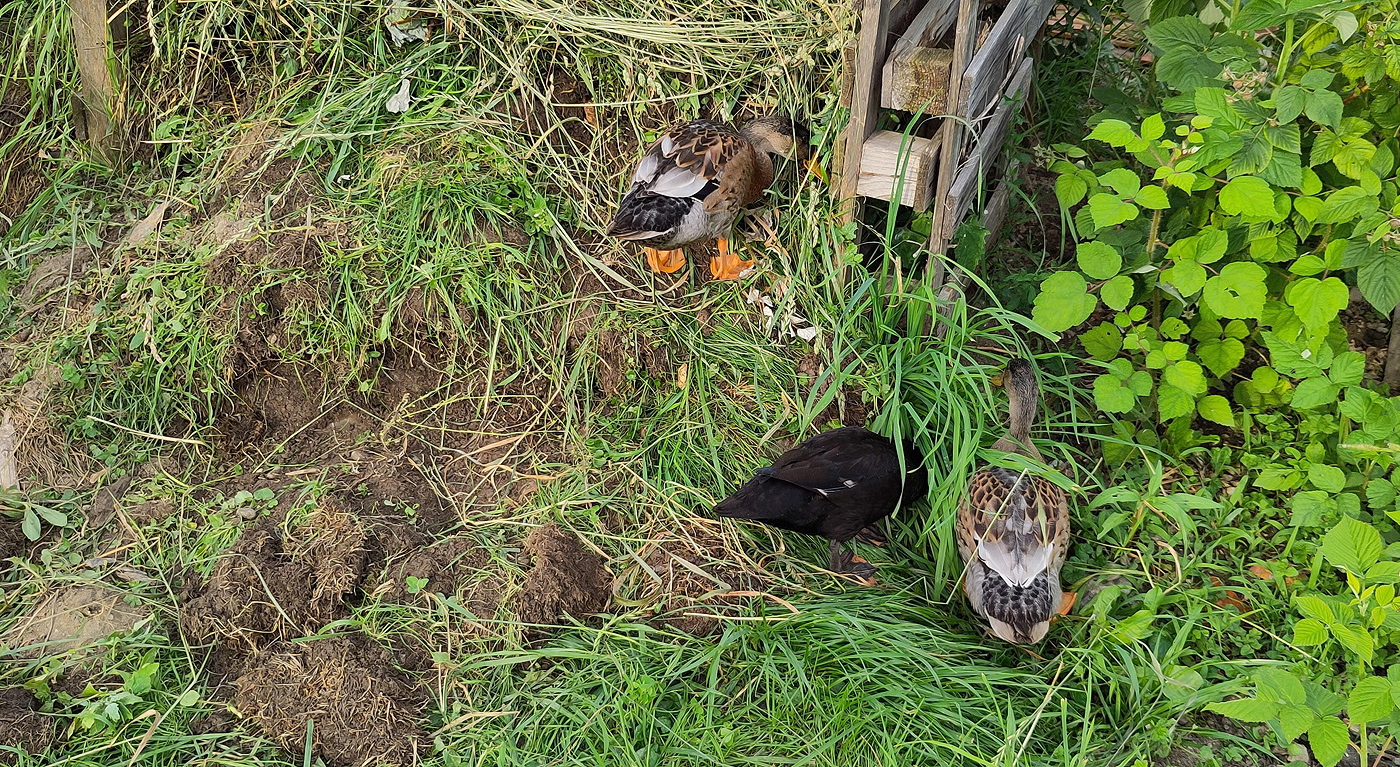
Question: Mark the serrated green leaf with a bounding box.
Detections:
[1290,491,1335,527]
[1033,271,1098,332]
[1197,395,1234,426]
[1203,262,1268,319]
[1164,260,1207,296]
[1329,351,1365,387]
[1275,85,1306,124]
[1197,336,1245,378]
[1089,193,1140,228]
[1206,697,1282,723]
[1088,119,1139,148]
[1367,479,1396,510]
[1331,622,1375,663]
[1323,514,1384,575]
[1295,595,1335,623]
[1293,617,1330,645]
[1291,377,1340,409]
[1135,186,1170,209]
[1158,383,1196,421]
[1163,361,1207,395]
[1098,168,1141,197]
[1094,374,1140,413]
[1100,275,1135,310]
[1055,173,1089,209]
[1080,322,1123,361]
[1287,277,1349,332]
[1307,716,1350,767]
[1350,677,1395,723]
[1306,89,1345,130]
[1077,241,1123,280]
[1219,176,1278,218]
[1279,703,1314,741]
[1358,252,1400,315]
[1310,463,1347,493]
[1318,185,1379,224]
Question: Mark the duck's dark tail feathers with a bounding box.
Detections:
[713,473,807,522]
[980,571,1057,645]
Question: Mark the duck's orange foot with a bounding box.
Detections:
[708,238,753,281]
[1055,591,1077,618]
[644,247,686,274]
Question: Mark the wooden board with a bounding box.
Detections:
[855,130,943,210]
[879,0,959,111]
[941,56,1033,239]
[836,0,893,227]
[839,0,928,108]
[924,0,979,264]
[72,0,122,160]
[960,0,1055,122]
[882,48,954,113]
[982,158,1020,250]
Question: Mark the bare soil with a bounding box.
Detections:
[0,688,52,764]
[179,500,369,650]
[233,634,426,767]
[639,521,763,636]
[8,585,149,658]
[513,524,611,631]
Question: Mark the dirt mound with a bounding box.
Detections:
[379,536,501,616]
[635,521,763,636]
[180,501,369,649]
[514,524,611,629]
[7,585,149,658]
[233,634,424,767]
[0,688,52,762]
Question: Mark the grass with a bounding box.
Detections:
[0,3,1276,767]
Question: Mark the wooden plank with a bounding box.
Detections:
[855,129,943,210]
[942,56,1033,239]
[924,0,979,264]
[982,158,1020,250]
[960,0,1055,122]
[881,47,954,113]
[839,0,929,107]
[72,0,123,161]
[836,0,893,230]
[878,0,959,111]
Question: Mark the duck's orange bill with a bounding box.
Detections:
[805,157,829,184]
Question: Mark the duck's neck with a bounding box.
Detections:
[745,150,776,204]
[992,370,1041,459]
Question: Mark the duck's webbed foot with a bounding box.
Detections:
[644,247,686,274]
[708,237,754,280]
[855,525,887,548]
[829,539,877,587]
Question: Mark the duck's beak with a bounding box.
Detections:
[804,156,828,184]
[991,370,1005,388]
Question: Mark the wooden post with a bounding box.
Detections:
[925,0,980,283]
[71,0,124,162]
[834,0,892,286]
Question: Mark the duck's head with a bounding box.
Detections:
[740,115,826,182]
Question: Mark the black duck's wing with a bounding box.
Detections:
[713,474,832,535]
[767,429,904,508]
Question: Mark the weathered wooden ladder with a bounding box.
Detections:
[831,0,1057,313]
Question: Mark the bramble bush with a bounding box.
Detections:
[1031,0,1400,762]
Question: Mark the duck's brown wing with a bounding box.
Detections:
[956,466,1068,582]
[607,120,749,239]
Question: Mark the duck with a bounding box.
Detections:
[956,358,1071,645]
[605,115,824,281]
[714,427,928,585]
